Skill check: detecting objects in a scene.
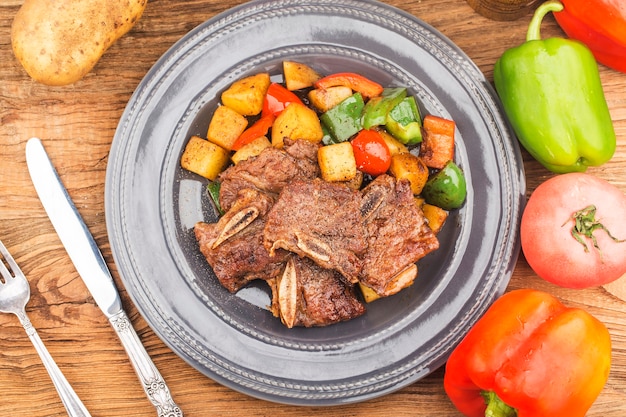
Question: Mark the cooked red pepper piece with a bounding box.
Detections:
[420,115,455,169]
[444,289,611,417]
[554,0,626,73]
[350,129,391,176]
[314,72,384,99]
[262,83,303,116]
[231,114,275,151]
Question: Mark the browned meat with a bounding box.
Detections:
[218,139,320,211]
[263,178,367,284]
[359,175,439,296]
[268,256,365,328]
[194,188,288,293]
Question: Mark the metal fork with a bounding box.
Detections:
[0,239,91,417]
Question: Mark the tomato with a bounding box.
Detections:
[262,83,303,116]
[520,173,626,288]
[350,129,391,176]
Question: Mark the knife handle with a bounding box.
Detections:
[109,310,183,417]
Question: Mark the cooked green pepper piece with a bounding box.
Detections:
[385,96,423,145]
[493,0,616,173]
[207,181,224,216]
[320,93,364,143]
[422,161,466,210]
[321,124,336,145]
[361,87,407,129]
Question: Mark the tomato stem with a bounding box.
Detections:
[481,391,517,417]
[563,205,625,258]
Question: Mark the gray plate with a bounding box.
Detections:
[105,0,525,406]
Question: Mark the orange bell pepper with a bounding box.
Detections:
[444,289,611,417]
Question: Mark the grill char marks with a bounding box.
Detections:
[263,178,368,284]
[194,188,288,293]
[268,256,366,328]
[194,139,441,327]
[218,138,320,212]
[359,175,440,296]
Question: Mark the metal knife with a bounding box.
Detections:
[25,137,183,417]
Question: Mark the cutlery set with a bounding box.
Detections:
[0,138,182,416]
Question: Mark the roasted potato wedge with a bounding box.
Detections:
[221,73,271,116]
[318,142,357,182]
[422,203,448,234]
[308,86,354,113]
[283,61,322,91]
[180,136,230,180]
[207,105,249,150]
[271,102,324,148]
[389,153,429,195]
[231,136,272,164]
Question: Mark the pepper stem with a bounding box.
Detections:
[526,0,564,42]
[481,391,518,417]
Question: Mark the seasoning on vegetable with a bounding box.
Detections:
[553,0,626,73]
[493,0,616,173]
[385,96,423,145]
[320,93,364,143]
[444,289,611,417]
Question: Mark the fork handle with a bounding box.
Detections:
[19,311,92,417]
[108,310,183,417]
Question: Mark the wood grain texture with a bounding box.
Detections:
[1,0,625,415]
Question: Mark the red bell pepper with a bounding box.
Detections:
[554,0,626,73]
[231,114,275,151]
[444,289,611,417]
[314,72,384,99]
[262,83,303,116]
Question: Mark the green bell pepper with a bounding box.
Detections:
[385,96,423,145]
[320,93,364,143]
[422,161,467,210]
[493,0,616,174]
[207,181,224,216]
[361,87,407,129]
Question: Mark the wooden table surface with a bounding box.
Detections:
[1,0,625,415]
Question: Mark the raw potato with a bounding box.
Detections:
[271,102,324,148]
[318,142,357,182]
[207,105,249,150]
[221,73,271,116]
[11,0,147,86]
[283,61,321,91]
[180,136,230,181]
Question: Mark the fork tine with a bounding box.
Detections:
[0,240,19,280]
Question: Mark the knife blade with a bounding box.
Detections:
[26,137,183,417]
